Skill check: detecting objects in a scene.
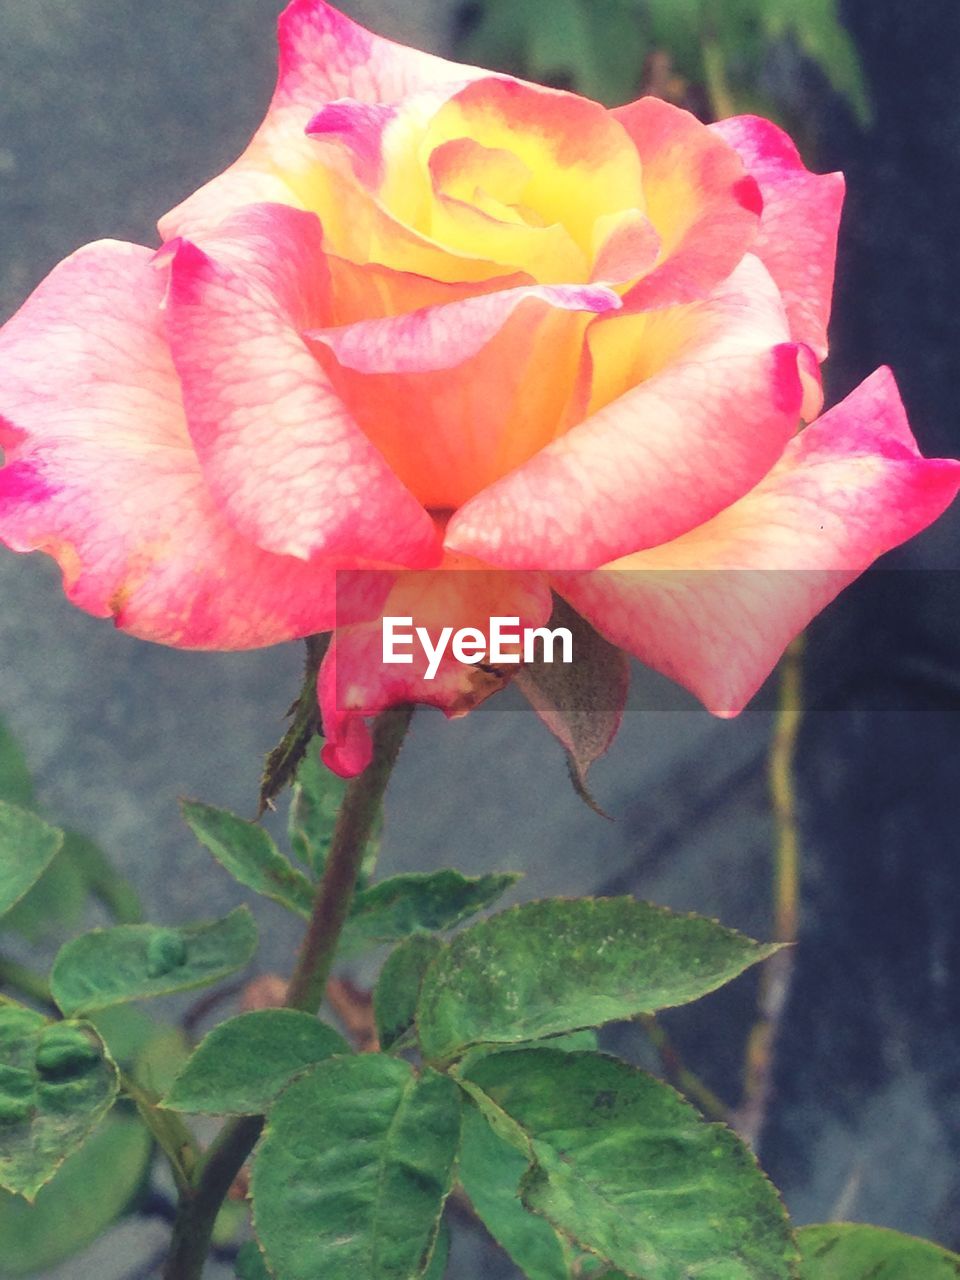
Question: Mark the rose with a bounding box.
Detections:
[0,0,957,777]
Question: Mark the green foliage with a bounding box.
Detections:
[346,870,520,951]
[183,787,516,956]
[375,933,445,1052]
[797,1223,960,1278]
[0,717,141,941]
[763,0,872,125]
[0,1007,119,1200]
[236,1240,273,1280]
[0,722,34,812]
[288,745,381,879]
[50,907,258,1016]
[60,829,143,924]
[252,1055,462,1280]
[0,1114,151,1274]
[465,1049,795,1279]
[457,0,871,124]
[182,800,315,918]
[458,1103,571,1280]
[2,845,88,944]
[0,802,64,918]
[423,1218,450,1280]
[163,1009,349,1115]
[133,1023,191,1097]
[416,897,779,1063]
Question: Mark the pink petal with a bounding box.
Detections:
[614,97,762,310]
[711,115,844,360]
[160,0,484,241]
[555,368,960,715]
[446,255,810,569]
[306,282,620,510]
[162,203,439,567]
[0,241,380,649]
[319,562,552,775]
[590,209,661,286]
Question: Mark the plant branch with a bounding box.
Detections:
[121,1072,199,1196]
[736,635,804,1148]
[638,1014,729,1124]
[162,703,414,1280]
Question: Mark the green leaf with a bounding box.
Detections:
[236,1239,273,1280]
[645,0,704,78]
[50,906,259,1017]
[213,1197,249,1249]
[289,746,382,882]
[797,1223,960,1278]
[133,1024,191,1097]
[252,1055,462,1280]
[258,634,329,817]
[0,1113,151,1274]
[0,721,34,811]
[0,1007,120,1200]
[582,0,648,106]
[422,1216,450,1280]
[458,1103,570,1280]
[1,843,88,943]
[163,1009,349,1115]
[528,0,603,97]
[467,1049,795,1280]
[457,1029,598,1078]
[458,0,533,80]
[181,800,315,918]
[375,934,445,1052]
[417,897,779,1064]
[346,870,520,952]
[87,1006,160,1066]
[515,597,628,813]
[765,0,872,126]
[61,829,142,924]
[0,802,63,918]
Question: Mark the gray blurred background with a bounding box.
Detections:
[1,0,959,1275]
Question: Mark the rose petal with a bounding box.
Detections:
[160,0,485,240]
[319,561,552,775]
[614,97,762,310]
[590,209,662,286]
[446,255,810,569]
[162,203,440,567]
[711,115,844,361]
[423,78,647,264]
[0,241,362,649]
[306,282,620,510]
[555,368,960,715]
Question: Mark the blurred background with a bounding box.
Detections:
[0,0,958,1275]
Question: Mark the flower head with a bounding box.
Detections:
[1,1,957,775]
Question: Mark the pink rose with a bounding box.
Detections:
[1,0,957,775]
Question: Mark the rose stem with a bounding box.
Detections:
[162,703,415,1280]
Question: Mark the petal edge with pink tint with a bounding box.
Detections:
[447,255,807,569]
[160,0,485,241]
[0,241,373,649]
[614,97,762,311]
[711,115,844,360]
[162,203,440,568]
[555,368,960,716]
